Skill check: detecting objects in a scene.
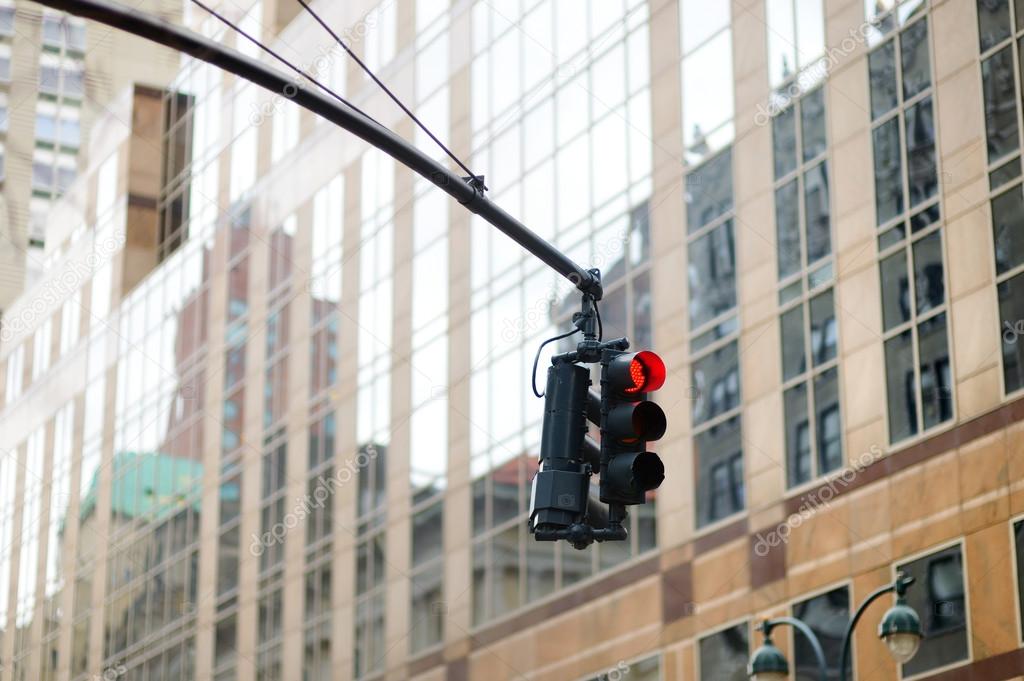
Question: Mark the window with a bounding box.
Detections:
[975,0,1024,395]
[60,289,81,355]
[4,343,24,403]
[772,86,842,487]
[689,148,745,527]
[32,316,53,379]
[1014,519,1024,638]
[896,544,969,676]
[765,0,826,89]
[362,0,397,77]
[792,586,850,680]
[699,622,749,681]
[679,0,733,164]
[868,4,952,443]
[310,175,343,397]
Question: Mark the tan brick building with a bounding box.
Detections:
[0,0,1022,680]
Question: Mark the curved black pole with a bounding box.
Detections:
[762,617,828,681]
[34,0,603,300]
[837,574,914,681]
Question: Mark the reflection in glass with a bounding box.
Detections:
[880,251,911,331]
[776,179,801,279]
[692,341,741,425]
[781,305,807,381]
[793,587,851,681]
[688,220,736,329]
[801,88,827,162]
[696,416,744,527]
[981,46,1019,163]
[868,41,898,120]
[992,185,1024,274]
[686,148,734,232]
[899,18,931,99]
[898,545,968,677]
[904,97,937,208]
[918,313,952,430]
[977,0,1012,50]
[410,563,443,652]
[699,623,749,681]
[814,367,842,474]
[784,383,811,487]
[873,117,904,225]
[885,329,917,441]
[682,31,734,163]
[999,273,1024,393]
[912,230,944,315]
[804,161,831,264]
[773,105,797,181]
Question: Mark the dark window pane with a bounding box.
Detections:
[873,118,904,225]
[900,18,931,99]
[410,563,443,652]
[773,106,797,180]
[698,623,749,681]
[411,502,443,566]
[913,231,945,315]
[472,477,486,535]
[905,97,938,208]
[491,462,519,527]
[1015,521,1024,634]
[977,0,1012,51]
[491,526,520,614]
[989,156,1021,189]
[919,313,953,429]
[776,179,802,279]
[688,220,737,328]
[992,185,1024,274]
[632,271,653,350]
[784,383,811,488]
[793,587,851,681]
[809,289,837,365]
[898,545,969,677]
[998,272,1024,393]
[814,367,842,474]
[868,41,898,119]
[696,417,744,527]
[885,329,918,442]
[910,203,941,233]
[686,148,733,232]
[880,252,911,331]
[981,47,1019,162]
[692,341,741,425]
[804,161,831,264]
[781,305,807,381]
[801,88,827,161]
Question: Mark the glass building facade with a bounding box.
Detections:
[0,0,1022,680]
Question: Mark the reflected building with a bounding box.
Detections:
[0,1,1023,680]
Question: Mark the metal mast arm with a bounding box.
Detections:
[40,0,603,299]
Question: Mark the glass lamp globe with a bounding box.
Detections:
[884,631,922,664]
[879,599,923,664]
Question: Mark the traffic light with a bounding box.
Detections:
[596,350,666,506]
[528,362,591,534]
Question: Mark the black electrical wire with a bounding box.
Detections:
[531,327,581,398]
[190,0,380,125]
[294,0,483,187]
[593,298,603,341]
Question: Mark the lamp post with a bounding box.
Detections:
[748,573,922,681]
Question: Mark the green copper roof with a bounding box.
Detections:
[79,451,232,523]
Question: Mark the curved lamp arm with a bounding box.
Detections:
[838,574,915,681]
[762,617,828,681]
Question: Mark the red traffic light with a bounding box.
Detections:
[613,351,666,395]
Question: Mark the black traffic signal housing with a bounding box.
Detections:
[597,350,667,506]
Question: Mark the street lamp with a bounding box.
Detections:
[748,573,922,681]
